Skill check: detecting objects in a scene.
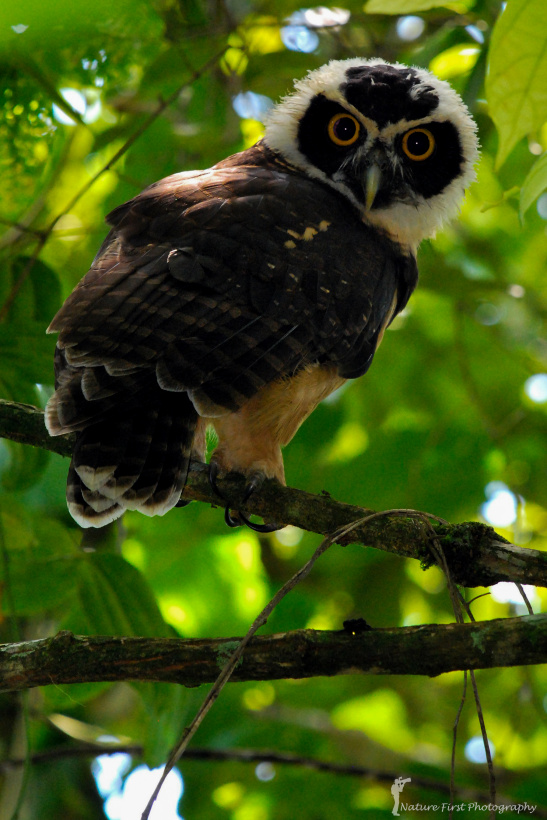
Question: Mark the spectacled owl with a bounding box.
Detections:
[46,58,479,529]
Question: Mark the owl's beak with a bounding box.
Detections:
[364,162,382,211]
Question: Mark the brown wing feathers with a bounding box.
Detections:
[46,142,413,526]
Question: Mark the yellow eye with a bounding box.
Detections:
[401,128,435,161]
[328,113,360,146]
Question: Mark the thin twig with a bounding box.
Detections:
[459,595,497,815]
[426,519,464,820]
[467,592,491,605]
[424,518,463,623]
[45,45,229,233]
[0,45,229,324]
[516,583,534,615]
[4,742,547,815]
[0,219,46,238]
[451,671,468,820]
[469,668,496,818]
[141,511,399,819]
[422,519,466,820]
[424,519,497,819]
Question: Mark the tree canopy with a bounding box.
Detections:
[1,0,547,818]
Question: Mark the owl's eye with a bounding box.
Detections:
[328,113,360,146]
[401,128,435,161]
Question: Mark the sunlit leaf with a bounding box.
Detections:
[486,0,547,168]
[364,0,469,12]
[429,44,480,80]
[332,690,414,751]
[242,19,283,55]
[520,152,547,218]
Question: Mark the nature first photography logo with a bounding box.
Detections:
[390,777,537,815]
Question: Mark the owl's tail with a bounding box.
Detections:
[46,382,198,528]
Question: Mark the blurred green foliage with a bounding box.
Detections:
[0,0,547,818]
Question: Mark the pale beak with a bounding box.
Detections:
[364,162,382,211]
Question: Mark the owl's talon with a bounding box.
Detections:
[238,511,283,533]
[225,506,243,528]
[236,473,283,532]
[242,473,265,503]
[216,467,279,530]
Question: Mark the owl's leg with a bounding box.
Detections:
[208,408,285,532]
[208,461,282,533]
[209,364,345,532]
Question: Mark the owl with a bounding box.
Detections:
[46,58,478,530]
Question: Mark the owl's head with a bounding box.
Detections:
[264,58,479,250]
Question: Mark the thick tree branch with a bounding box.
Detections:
[0,399,71,458]
[1,615,546,693]
[1,398,545,588]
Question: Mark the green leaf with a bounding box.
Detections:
[520,152,547,218]
[0,0,162,52]
[27,258,62,322]
[43,680,113,710]
[364,0,463,12]
[3,557,75,614]
[0,528,79,615]
[73,552,182,760]
[1,257,61,324]
[0,323,56,396]
[138,681,189,765]
[1,439,50,491]
[486,0,547,168]
[76,552,172,638]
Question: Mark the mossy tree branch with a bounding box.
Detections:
[1,615,546,693]
[1,399,546,697]
[1,398,546,589]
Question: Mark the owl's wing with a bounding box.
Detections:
[47,143,417,433]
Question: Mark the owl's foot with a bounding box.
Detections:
[208,463,283,533]
[225,476,283,533]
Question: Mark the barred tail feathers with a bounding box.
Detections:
[64,394,198,528]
